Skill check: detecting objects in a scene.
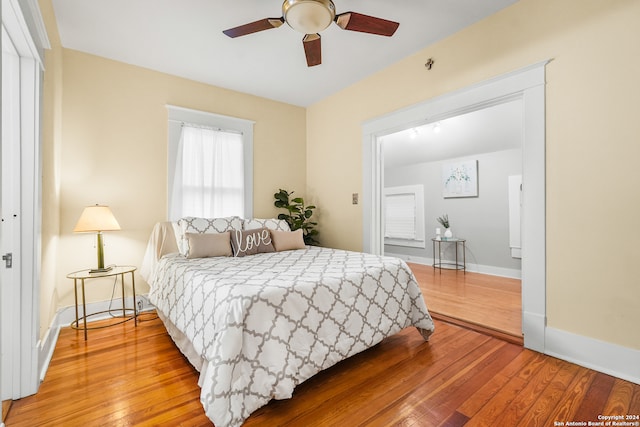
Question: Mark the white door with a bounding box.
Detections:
[1,23,23,404]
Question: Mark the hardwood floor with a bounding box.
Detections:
[409,262,522,343]
[6,312,640,426]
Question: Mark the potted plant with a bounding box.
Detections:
[436,214,453,239]
[274,189,319,245]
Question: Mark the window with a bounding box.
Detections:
[171,125,244,219]
[384,185,425,248]
[167,106,254,221]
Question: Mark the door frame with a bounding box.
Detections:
[1,0,48,406]
[361,61,548,352]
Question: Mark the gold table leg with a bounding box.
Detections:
[81,278,87,341]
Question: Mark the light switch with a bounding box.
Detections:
[352,193,359,204]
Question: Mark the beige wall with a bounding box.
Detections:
[306,0,640,350]
[39,1,307,332]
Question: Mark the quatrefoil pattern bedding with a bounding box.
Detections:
[148,246,434,427]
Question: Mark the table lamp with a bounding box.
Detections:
[73,204,121,273]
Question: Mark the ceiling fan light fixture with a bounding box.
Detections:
[283,0,336,34]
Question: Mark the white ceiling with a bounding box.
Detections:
[51,0,520,107]
[383,99,523,169]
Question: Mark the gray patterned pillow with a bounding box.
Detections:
[243,218,290,231]
[178,216,243,256]
[230,227,275,257]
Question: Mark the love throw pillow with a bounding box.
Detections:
[230,227,275,257]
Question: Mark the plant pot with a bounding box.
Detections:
[444,228,453,239]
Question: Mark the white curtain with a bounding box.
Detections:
[170,125,244,220]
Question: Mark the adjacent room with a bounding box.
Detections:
[2,0,639,426]
[382,100,524,340]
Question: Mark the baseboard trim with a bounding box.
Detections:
[387,252,522,279]
[37,294,153,383]
[38,321,60,383]
[545,327,640,385]
[522,310,546,353]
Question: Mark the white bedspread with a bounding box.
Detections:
[148,246,434,427]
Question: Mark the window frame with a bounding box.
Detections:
[166,105,254,220]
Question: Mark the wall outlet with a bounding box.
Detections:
[352,193,359,204]
[137,299,143,312]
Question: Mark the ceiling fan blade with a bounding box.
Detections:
[303,33,322,67]
[222,17,285,38]
[334,12,399,36]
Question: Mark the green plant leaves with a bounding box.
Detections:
[273,188,319,245]
[436,214,450,229]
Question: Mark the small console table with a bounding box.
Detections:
[67,265,137,340]
[432,238,466,273]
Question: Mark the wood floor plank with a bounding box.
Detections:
[462,352,548,427]
[545,368,598,426]
[417,342,523,420]
[602,378,637,415]
[490,356,565,425]
[380,341,523,426]
[516,360,581,427]
[361,337,502,427]
[574,372,617,421]
[438,411,470,427]
[457,348,539,417]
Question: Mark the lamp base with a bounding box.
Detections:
[89,266,113,274]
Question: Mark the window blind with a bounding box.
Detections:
[385,193,416,239]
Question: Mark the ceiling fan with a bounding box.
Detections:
[222,0,400,67]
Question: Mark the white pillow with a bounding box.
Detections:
[177,216,243,256]
[243,218,290,231]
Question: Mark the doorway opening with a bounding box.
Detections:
[380,99,523,340]
[362,61,548,352]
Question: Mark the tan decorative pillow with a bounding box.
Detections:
[185,232,232,259]
[230,227,275,257]
[270,229,306,252]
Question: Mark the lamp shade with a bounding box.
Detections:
[73,205,121,232]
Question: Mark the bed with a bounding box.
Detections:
[142,219,435,427]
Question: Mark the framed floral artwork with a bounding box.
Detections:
[442,160,478,198]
